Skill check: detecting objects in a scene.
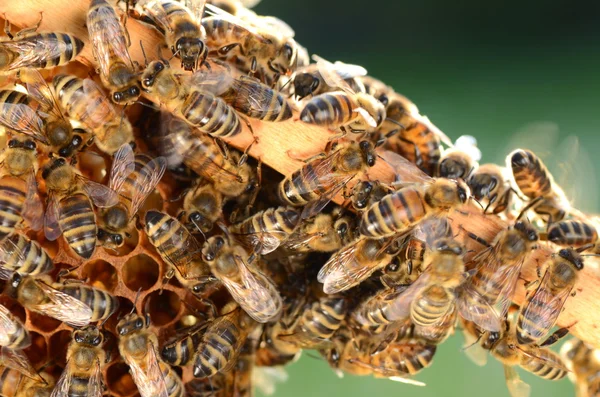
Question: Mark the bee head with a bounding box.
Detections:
[174,37,207,71]
[510,149,532,171]
[359,140,376,167]
[559,248,585,270]
[116,313,145,336]
[73,326,103,346]
[467,172,497,200]
[293,72,320,100]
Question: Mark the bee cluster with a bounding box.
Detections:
[0,0,597,396]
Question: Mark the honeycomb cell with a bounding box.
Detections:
[0,297,25,322]
[122,254,160,291]
[141,189,164,213]
[107,362,138,396]
[27,311,62,333]
[23,331,47,368]
[144,290,181,326]
[49,330,73,367]
[82,259,119,292]
[108,227,140,257]
[77,150,108,183]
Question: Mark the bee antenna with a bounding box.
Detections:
[576,243,595,253]
[384,118,405,129]
[461,333,484,351]
[190,218,207,240]
[131,288,142,312]
[139,40,148,67]
[471,196,484,211]
[136,101,160,111]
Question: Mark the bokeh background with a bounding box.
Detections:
[250,0,600,396]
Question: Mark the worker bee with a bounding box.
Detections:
[279,140,376,219]
[98,143,166,249]
[0,303,30,350]
[7,274,93,327]
[202,232,283,323]
[0,367,54,397]
[457,220,539,333]
[53,325,106,397]
[358,152,469,239]
[87,0,141,105]
[193,305,256,378]
[299,56,385,135]
[179,183,225,234]
[349,180,392,213]
[57,282,119,323]
[0,16,83,73]
[255,297,303,366]
[284,211,355,253]
[436,135,481,180]
[467,163,514,215]
[117,312,185,397]
[560,338,600,397]
[42,157,119,259]
[542,219,598,247]
[161,321,207,366]
[355,75,395,107]
[52,74,134,155]
[141,60,241,138]
[0,135,43,235]
[131,0,208,70]
[0,232,53,279]
[516,246,588,345]
[230,206,300,255]
[291,59,366,100]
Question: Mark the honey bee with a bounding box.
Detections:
[560,338,600,397]
[349,180,392,213]
[98,143,166,249]
[0,136,43,235]
[42,157,119,259]
[542,219,598,247]
[230,206,300,255]
[131,0,208,70]
[193,305,256,378]
[7,274,93,327]
[436,135,481,180]
[358,152,469,239]
[516,246,588,345]
[87,0,141,105]
[467,163,514,215]
[52,325,106,397]
[144,210,211,281]
[355,75,395,107]
[57,282,119,323]
[0,303,30,350]
[179,183,225,234]
[255,297,302,367]
[0,16,84,73]
[457,220,539,333]
[299,56,385,135]
[117,312,185,397]
[279,140,376,219]
[230,335,258,397]
[52,74,134,155]
[0,232,53,279]
[202,232,283,323]
[161,322,207,366]
[141,60,241,138]
[284,211,355,253]
[0,367,54,397]
[291,59,366,100]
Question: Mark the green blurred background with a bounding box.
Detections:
[251,0,600,396]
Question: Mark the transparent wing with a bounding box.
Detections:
[330,61,367,80]
[141,0,174,31]
[232,78,283,114]
[300,173,354,220]
[0,305,19,346]
[500,121,559,166]
[186,0,206,22]
[158,226,205,279]
[379,151,432,184]
[44,194,62,241]
[79,176,119,208]
[22,170,44,231]
[126,340,170,397]
[129,157,167,216]
[187,69,235,96]
[204,4,265,39]
[385,273,431,321]
[504,365,531,397]
[461,327,488,367]
[33,282,93,327]
[3,35,73,72]
[20,69,66,120]
[232,230,289,255]
[0,233,28,272]
[82,79,119,127]
[0,102,48,144]
[354,107,377,128]
[109,143,135,194]
[87,359,104,397]
[0,346,41,381]
[313,55,355,95]
[284,229,322,251]
[50,364,72,397]
[456,288,502,333]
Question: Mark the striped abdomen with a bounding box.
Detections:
[0,232,53,276]
[117,154,154,209]
[202,18,250,47]
[547,220,598,247]
[193,318,244,378]
[300,92,356,128]
[371,341,436,375]
[0,367,23,396]
[516,285,568,345]
[58,194,97,259]
[225,80,293,122]
[181,91,241,137]
[411,285,453,327]
[0,90,42,133]
[67,375,96,397]
[359,187,427,238]
[279,158,339,206]
[414,304,457,345]
[53,75,112,130]
[145,211,196,269]
[0,33,83,72]
[59,284,118,322]
[520,348,568,380]
[231,207,300,253]
[162,327,205,366]
[510,149,553,199]
[0,176,27,236]
[293,297,348,347]
[161,362,185,397]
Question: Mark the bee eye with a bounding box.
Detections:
[57,158,66,166]
[283,44,293,61]
[378,94,389,107]
[331,349,340,363]
[74,333,84,343]
[190,212,202,222]
[135,318,144,329]
[24,140,36,150]
[113,92,124,102]
[118,326,127,336]
[155,62,164,71]
[458,187,467,203]
[113,234,124,245]
[336,223,348,236]
[71,135,83,147]
[93,336,101,346]
[58,147,71,157]
[204,251,215,262]
[7,139,18,148]
[215,237,225,249]
[142,77,153,87]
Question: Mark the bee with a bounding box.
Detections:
[0,135,43,235]
[516,246,588,345]
[42,157,119,259]
[230,206,300,255]
[202,232,283,323]
[87,0,141,105]
[0,232,53,279]
[279,140,376,219]
[299,56,385,135]
[0,367,55,397]
[358,152,469,239]
[349,180,392,213]
[98,143,166,249]
[355,75,395,107]
[141,60,241,138]
[457,220,539,333]
[436,135,481,180]
[52,325,106,397]
[291,59,366,100]
[145,210,211,281]
[0,303,30,350]
[179,183,225,234]
[0,16,84,73]
[467,163,514,215]
[117,312,185,397]
[508,148,573,224]
[284,212,355,253]
[7,274,93,327]
[161,322,207,366]
[542,220,598,247]
[57,282,119,323]
[193,305,256,378]
[230,336,258,397]
[131,0,208,70]
[560,338,600,397]
[52,74,134,155]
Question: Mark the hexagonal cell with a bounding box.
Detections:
[105,226,140,257]
[144,290,181,326]
[77,151,108,183]
[0,297,25,323]
[27,311,62,333]
[48,330,73,367]
[23,331,47,368]
[82,259,119,292]
[141,189,163,213]
[122,254,160,292]
[106,361,138,396]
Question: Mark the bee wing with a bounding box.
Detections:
[378,151,432,185]
[33,282,93,327]
[231,78,285,114]
[222,256,282,323]
[0,234,27,276]
[126,340,170,397]
[233,230,289,255]
[188,69,235,96]
[347,357,425,385]
[504,365,531,397]
[87,3,134,78]
[129,157,167,216]
[140,0,175,31]
[87,359,104,397]
[300,173,354,220]
[354,107,377,128]
[20,69,66,121]
[22,170,44,231]
[1,36,71,72]
[50,362,73,397]
[79,176,119,208]
[109,143,135,194]
[385,273,431,322]
[0,103,48,144]
[284,229,321,251]
[313,55,355,95]
[186,0,206,22]
[330,61,368,80]
[204,4,265,39]
[44,194,62,241]
[161,227,204,279]
[82,78,119,127]
[0,305,19,346]
[0,346,41,381]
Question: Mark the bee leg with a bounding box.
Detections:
[286,149,325,163]
[3,15,13,39]
[217,43,241,56]
[459,227,492,248]
[15,12,43,38]
[523,279,539,291]
[539,326,572,347]
[239,117,258,166]
[214,138,231,160]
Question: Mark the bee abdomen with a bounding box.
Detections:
[59,285,118,322]
[360,188,426,238]
[521,350,567,380]
[68,375,93,397]
[0,232,53,276]
[547,220,598,246]
[182,91,240,138]
[59,194,97,259]
[193,324,239,377]
[300,93,353,128]
[161,363,185,397]
[0,177,27,235]
[411,289,452,327]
